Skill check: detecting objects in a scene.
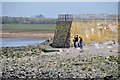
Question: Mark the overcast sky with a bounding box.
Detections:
[2,2,118,18]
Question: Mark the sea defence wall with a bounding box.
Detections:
[52,14,118,48]
[70,22,118,45]
[52,21,72,48]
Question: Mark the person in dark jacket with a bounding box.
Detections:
[79,36,83,49]
[73,35,79,48]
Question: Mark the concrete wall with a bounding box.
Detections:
[53,21,118,48]
[70,22,118,45]
[52,21,72,48]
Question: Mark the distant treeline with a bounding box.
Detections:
[2,16,57,24]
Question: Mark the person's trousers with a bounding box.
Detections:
[79,42,83,49]
[75,42,78,48]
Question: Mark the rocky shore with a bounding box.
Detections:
[0,39,119,79]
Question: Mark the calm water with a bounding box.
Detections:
[0,37,46,47]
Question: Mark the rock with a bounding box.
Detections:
[105,41,114,45]
[0,39,118,79]
[104,75,114,80]
[42,48,60,53]
[110,50,113,52]
[107,46,112,49]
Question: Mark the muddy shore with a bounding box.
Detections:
[0,32,54,38]
[0,38,119,79]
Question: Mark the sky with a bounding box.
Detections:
[2,2,118,18]
[2,0,120,2]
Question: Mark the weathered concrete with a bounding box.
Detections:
[52,21,118,48]
[52,21,72,48]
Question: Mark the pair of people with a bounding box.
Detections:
[73,35,83,49]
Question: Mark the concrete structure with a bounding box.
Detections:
[52,14,118,48]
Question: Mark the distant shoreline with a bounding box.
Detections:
[0,32,54,39]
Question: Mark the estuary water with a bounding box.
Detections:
[0,37,46,47]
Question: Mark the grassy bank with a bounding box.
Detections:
[2,24,56,33]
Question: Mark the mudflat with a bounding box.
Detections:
[1,32,54,38]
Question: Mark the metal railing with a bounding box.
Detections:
[58,14,119,22]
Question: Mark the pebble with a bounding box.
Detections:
[0,40,118,79]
